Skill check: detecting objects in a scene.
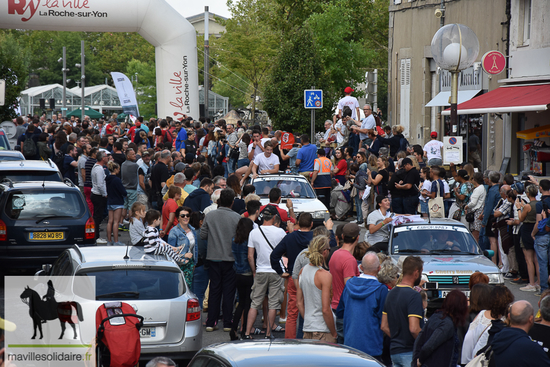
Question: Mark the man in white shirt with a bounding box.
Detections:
[423,131,444,166]
[248,141,280,179]
[319,120,334,145]
[337,87,360,120]
[351,104,376,148]
[247,130,267,160]
[244,205,287,339]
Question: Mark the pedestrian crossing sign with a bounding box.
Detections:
[304,89,323,109]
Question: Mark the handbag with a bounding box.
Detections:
[466,211,475,223]
[428,180,445,218]
[229,146,240,160]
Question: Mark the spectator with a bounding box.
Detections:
[492,300,550,366]
[167,206,197,287]
[530,294,550,359]
[161,185,181,237]
[349,163,368,225]
[270,212,314,339]
[330,148,347,185]
[329,223,361,343]
[469,271,490,290]
[367,156,390,198]
[151,150,171,210]
[461,285,514,364]
[532,179,550,294]
[145,356,176,367]
[506,184,530,284]
[105,161,127,246]
[366,196,393,253]
[200,188,242,332]
[423,131,444,166]
[63,144,79,183]
[297,235,336,342]
[184,178,214,213]
[482,171,503,262]
[37,132,52,160]
[518,184,541,292]
[412,290,468,367]
[295,134,317,180]
[465,172,486,242]
[244,205,287,339]
[381,256,424,367]
[203,188,221,215]
[229,218,255,340]
[379,125,406,158]
[121,148,139,228]
[311,148,333,210]
[136,150,152,209]
[129,202,147,245]
[91,151,109,244]
[395,157,420,215]
[336,252,388,361]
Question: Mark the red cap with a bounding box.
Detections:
[344,87,354,94]
[430,131,438,138]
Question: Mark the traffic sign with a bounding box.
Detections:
[304,89,323,109]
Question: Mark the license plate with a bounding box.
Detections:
[30,232,64,240]
[440,290,470,298]
[140,327,156,338]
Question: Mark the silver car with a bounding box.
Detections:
[40,245,202,360]
[388,218,504,309]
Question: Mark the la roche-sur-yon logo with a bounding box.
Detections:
[8,0,108,22]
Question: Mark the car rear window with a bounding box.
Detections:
[4,190,85,220]
[392,226,481,255]
[0,171,62,182]
[254,178,316,198]
[75,269,185,300]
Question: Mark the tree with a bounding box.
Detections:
[213,0,279,117]
[0,33,30,120]
[125,59,157,119]
[263,27,332,134]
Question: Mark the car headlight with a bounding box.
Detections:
[313,210,329,219]
[486,273,503,284]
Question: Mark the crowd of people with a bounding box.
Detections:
[10,88,550,366]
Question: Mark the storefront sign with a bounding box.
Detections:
[440,66,481,92]
[482,51,506,75]
[443,136,463,165]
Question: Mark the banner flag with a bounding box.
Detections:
[111,72,140,118]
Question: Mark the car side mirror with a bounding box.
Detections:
[42,264,52,274]
[483,250,494,259]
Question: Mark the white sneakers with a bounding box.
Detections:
[519,284,540,292]
[96,238,108,244]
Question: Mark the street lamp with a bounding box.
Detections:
[58,47,69,118]
[431,24,479,135]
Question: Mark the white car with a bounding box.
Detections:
[38,245,202,361]
[250,174,329,226]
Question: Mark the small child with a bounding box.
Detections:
[129,202,147,245]
[143,209,183,264]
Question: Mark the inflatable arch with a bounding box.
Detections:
[0,0,199,120]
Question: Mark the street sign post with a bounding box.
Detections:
[304,89,323,143]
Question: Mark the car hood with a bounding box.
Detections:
[391,254,499,276]
[259,198,327,213]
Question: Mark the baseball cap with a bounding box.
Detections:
[99,148,111,155]
[344,87,354,94]
[141,150,151,157]
[261,204,279,217]
[207,123,215,128]
[342,223,360,239]
[430,131,438,138]
[511,182,525,194]
[175,162,186,172]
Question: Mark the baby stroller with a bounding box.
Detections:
[95,302,144,367]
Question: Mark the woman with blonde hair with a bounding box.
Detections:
[106,161,127,246]
[379,125,407,158]
[296,235,337,342]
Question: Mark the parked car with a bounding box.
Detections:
[388,218,503,310]
[37,245,203,361]
[249,174,329,227]
[0,159,62,182]
[0,150,25,161]
[0,128,12,150]
[188,339,383,367]
[0,180,95,273]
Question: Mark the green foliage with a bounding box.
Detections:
[0,33,30,120]
[211,71,250,109]
[125,59,157,119]
[263,27,332,134]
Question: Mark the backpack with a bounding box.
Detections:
[23,135,37,157]
[399,136,409,153]
[53,150,66,176]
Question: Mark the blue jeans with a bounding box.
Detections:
[227,157,236,174]
[391,351,413,367]
[354,195,363,223]
[296,314,304,339]
[222,162,228,178]
[535,234,550,292]
[336,317,344,344]
[428,158,443,166]
[403,195,419,215]
[392,196,404,215]
[192,265,209,308]
[237,158,250,168]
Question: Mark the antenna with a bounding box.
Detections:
[123,244,130,260]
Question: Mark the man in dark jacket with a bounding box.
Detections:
[492,300,550,367]
[270,212,314,339]
[184,178,214,213]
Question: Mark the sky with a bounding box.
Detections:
[182,0,234,18]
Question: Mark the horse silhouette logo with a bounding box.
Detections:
[20,280,84,340]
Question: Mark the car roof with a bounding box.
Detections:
[0,159,58,171]
[253,173,305,179]
[71,245,181,271]
[395,218,467,228]
[0,151,24,157]
[196,340,382,367]
[2,181,78,190]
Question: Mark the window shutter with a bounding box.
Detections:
[400,58,411,136]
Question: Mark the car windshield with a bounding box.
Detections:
[0,171,62,182]
[75,269,185,300]
[253,177,316,198]
[391,225,481,255]
[4,191,85,220]
[0,155,24,161]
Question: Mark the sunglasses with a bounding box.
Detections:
[180,213,191,218]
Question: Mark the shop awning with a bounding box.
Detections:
[425,90,480,107]
[441,83,550,115]
[516,125,550,140]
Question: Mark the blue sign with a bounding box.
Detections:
[304,89,323,109]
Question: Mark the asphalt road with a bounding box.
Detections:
[0,219,544,366]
